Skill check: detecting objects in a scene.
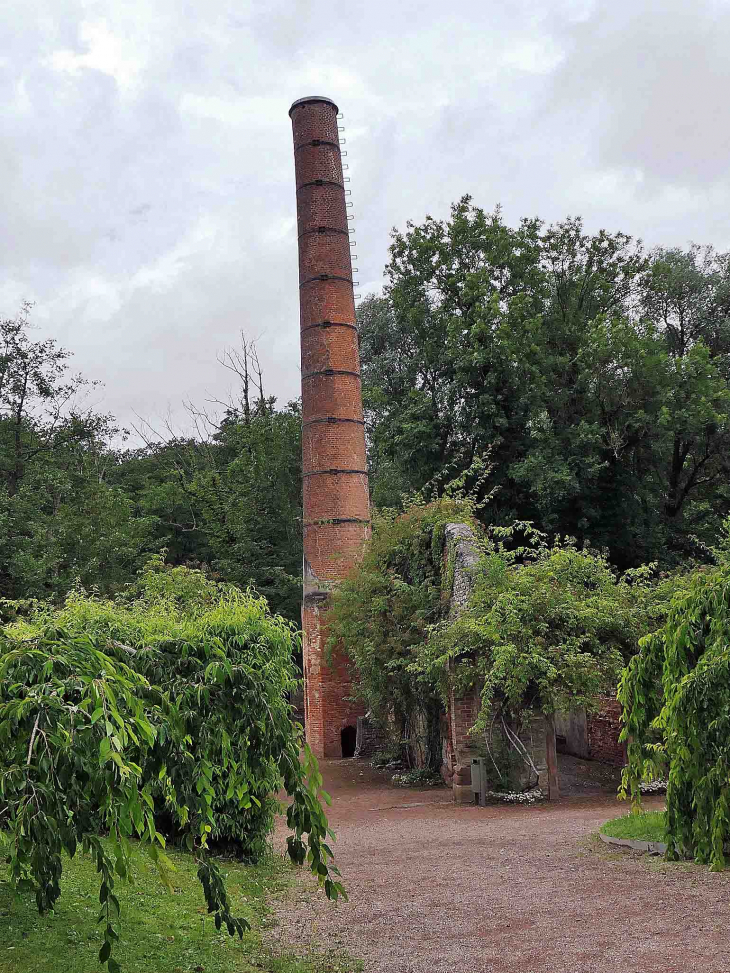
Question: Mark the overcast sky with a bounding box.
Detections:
[3,0,730,437]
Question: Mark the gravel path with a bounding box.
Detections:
[273,759,730,973]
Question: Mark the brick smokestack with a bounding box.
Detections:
[290,96,369,758]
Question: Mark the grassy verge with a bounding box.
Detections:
[599,810,666,843]
[0,844,360,973]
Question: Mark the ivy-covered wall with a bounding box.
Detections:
[327,497,686,798]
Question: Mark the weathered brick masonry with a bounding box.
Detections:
[586,698,626,767]
[290,96,369,758]
[555,698,626,767]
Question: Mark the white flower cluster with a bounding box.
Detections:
[485,787,545,805]
[639,779,667,794]
[391,771,443,788]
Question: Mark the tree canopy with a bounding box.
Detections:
[3,200,729,610]
[360,198,730,568]
[0,311,301,622]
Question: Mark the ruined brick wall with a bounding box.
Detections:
[290,96,369,758]
[586,698,626,767]
[556,700,626,767]
[446,687,481,796]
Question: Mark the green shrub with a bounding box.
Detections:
[0,560,343,971]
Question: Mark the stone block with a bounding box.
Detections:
[453,783,475,805]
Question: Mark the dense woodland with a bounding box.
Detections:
[2,198,730,614]
[0,312,302,619]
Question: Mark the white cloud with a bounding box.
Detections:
[46,20,143,92]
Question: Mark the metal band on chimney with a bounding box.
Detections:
[302,468,368,477]
[297,180,345,192]
[303,417,365,427]
[288,95,339,116]
[294,138,342,152]
[299,274,353,287]
[298,227,351,239]
[304,518,371,526]
[300,321,358,334]
[302,369,360,380]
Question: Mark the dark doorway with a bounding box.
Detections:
[341,725,357,758]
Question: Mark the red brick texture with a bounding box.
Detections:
[301,600,366,758]
[449,683,481,771]
[586,698,626,767]
[291,96,370,758]
[445,675,482,789]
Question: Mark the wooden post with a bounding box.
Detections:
[545,713,560,802]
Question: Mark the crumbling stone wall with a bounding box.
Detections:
[442,523,483,798]
[354,713,387,759]
[555,708,589,759]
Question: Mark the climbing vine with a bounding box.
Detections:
[329,493,684,777]
[424,529,679,727]
[327,498,479,769]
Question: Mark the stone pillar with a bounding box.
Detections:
[441,523,482,801]
[290,96,370,758]
[448,678,482,803]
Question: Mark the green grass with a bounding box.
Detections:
[0,845,360,973]
[600,810,667,843]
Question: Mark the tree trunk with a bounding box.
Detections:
[425,697,443,774]
[545,713,560,802]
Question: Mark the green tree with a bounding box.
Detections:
[619,531,730,868]
[0,306,155,599]
[111,338,303,622]
[199,403,302,622]
[360,199,730,567]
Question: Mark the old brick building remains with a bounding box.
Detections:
[290,96,369,758]
[289,95,625,783]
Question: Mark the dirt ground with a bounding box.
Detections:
[272,758,730,973]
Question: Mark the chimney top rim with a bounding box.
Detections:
[289,95,339,117]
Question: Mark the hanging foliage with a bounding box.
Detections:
[0,560,343,971]
[619,554,730,868]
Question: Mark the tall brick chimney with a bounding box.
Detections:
[289,96,369,758]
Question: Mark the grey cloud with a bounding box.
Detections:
[2,0,729,439]
[549,0,730,188]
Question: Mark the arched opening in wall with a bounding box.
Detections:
[341,725,357,758]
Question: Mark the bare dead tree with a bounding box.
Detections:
[214,332,268,424]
